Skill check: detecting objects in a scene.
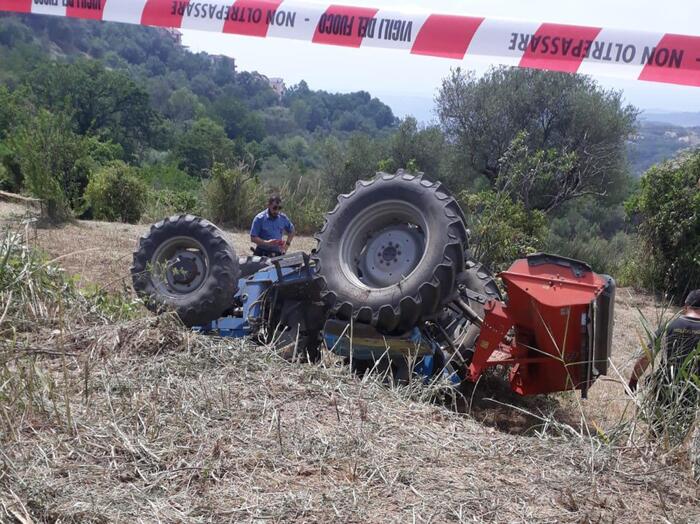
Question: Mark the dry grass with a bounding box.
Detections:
[0,201,317,291]
[1,204,699,522]
[581,288,676,429]
[2,318,699,523]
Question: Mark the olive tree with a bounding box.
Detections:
[436,67,638,211]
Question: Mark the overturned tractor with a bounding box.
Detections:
[131,172,614,397]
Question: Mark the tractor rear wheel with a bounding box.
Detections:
[131,215,240,327]
[314,171,469,334]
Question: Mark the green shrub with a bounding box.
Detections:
[140,162,200,192]
[615,241,661,289]
[276,177,328,235]
[11,110,88,221]
[0,162,10,192]
[85,161,147,223]
[460,190,547,271]
[0,147,23,194]
[143,189,202,223]
[626,151,700,302]
[202,163,264,228]
[545,230,636,278]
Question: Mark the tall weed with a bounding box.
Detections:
[276,177,328,235]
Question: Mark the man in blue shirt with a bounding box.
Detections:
[250,195,295,257]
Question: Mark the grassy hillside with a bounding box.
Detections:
[628,120,700,176]
[0,202,698,521]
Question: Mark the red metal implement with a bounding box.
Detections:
[468,254,615,397]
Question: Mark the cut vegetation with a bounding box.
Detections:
[1,205,698,522]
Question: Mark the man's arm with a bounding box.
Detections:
[283,232,295,252]
[282,217,296,253]
[628,324,669,391]
[628,354,651,391]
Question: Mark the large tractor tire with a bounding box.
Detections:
[314,172,469,334]
[131,215,240,327]
[424,260,502,380]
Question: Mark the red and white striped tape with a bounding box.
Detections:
[1,0,699,87]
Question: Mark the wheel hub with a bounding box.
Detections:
[338,200,429,290]
[151,237,210,297]
[359,225,424,288]
[164,249,206,293]
[381,244,398,262]
[170,253,200,285]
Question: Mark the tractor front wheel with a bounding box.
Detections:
[131,215,240,327]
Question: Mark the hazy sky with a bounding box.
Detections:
[181,0,700,121]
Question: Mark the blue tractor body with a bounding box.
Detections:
[196,252,459,385]
[201,259,315,337]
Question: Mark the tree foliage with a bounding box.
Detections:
[460,190,547,271]
[437,67,638,210]
[544,196,632,276]
[283,81,396,133]
[11,110,89,220]
[319,134,384,196]
[626,151,700,302]
[85,161,148,223]
[174,118,235,177]
[28,60,158,157]
[496,131,577,211]
[383,117,446,178]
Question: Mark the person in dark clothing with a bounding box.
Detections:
[629,289,700,391]
[250,195,295,258]
[628,290,700,439]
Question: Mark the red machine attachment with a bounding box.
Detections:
[468,254,615,397]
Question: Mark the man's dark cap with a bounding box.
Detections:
[685,290,700,308]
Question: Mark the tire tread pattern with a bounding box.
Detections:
[314,172,469,333]
[130,214,240,327]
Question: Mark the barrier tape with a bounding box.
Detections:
[1,0,699,87]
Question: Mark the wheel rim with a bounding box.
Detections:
[150,236,210,297]
[339,200,428,289]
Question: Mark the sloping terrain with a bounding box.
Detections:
[0,201,316,291]
[1,202,698,522]
[3,326,698,523]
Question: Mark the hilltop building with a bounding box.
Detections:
[268,77,286,98]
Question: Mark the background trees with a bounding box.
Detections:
[174,118,235,177]
[28,60,158,158]
[625,152,700,301]
[0,13,399,227]
[436,67,638,210]
[11,110,90,220]
[433,67,641,278]
[0,13,695,301]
